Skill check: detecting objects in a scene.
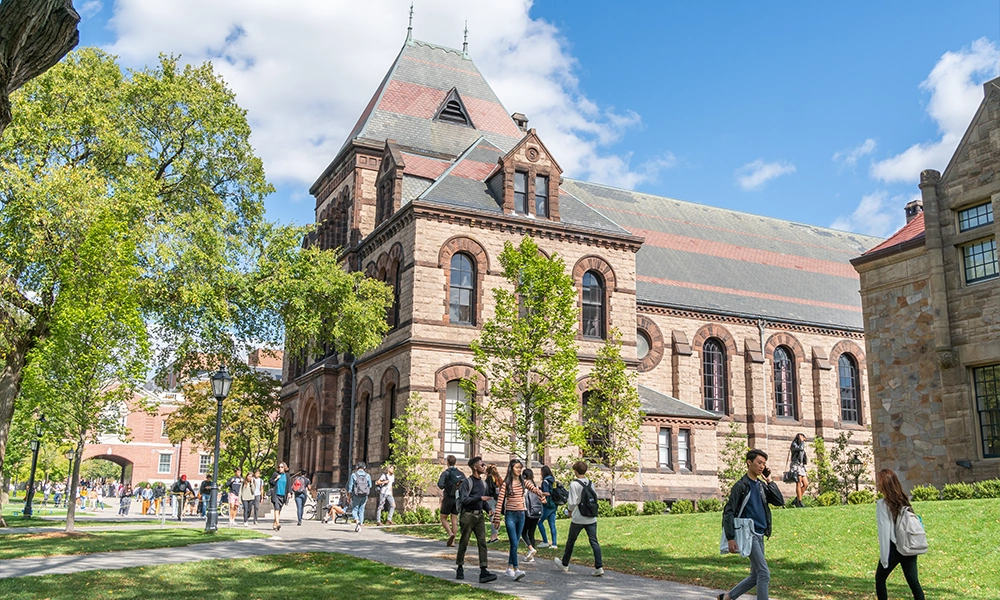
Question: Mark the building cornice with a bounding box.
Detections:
[637,302,865,339]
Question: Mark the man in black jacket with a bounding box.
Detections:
[720,449,784,600]
[455,457,497,584]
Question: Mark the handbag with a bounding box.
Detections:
[720,483,756,558]
[782,470,797,483]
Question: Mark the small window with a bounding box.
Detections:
[703,338,726,413]
[678,429,691,471]
[959,202,994,232]
[535,175,549,217]
[514,171,528,214]
[582,271,605,339]
[198,454,212,475]
[963,238,999,284]
[657,428,672,469]
[974,364,1000,458]
[774,346,797,419]
[161,421,168,438]
[158,453,172,474]
[636,330,651,360]
[839,354,860,424]
[449,253,476,325]
[444,381,470,458]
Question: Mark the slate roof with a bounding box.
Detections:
[639,386,721,420]
[342,40,524,159]
[560,179,883,330]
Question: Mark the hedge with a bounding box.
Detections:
[941,482,974,500]
[910,485,941,502]
[612,502,639,517]
[848,489,876,505]
[642,500,667,516]
[670,499,694,514]
[697,498,723,512]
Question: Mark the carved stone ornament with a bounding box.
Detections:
[526,147,539,162]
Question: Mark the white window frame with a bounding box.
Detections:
[678,429,691,472]
[198,453,212,475]
[443,380,470,458]
[657,428,672,469]
[157,453,172,474]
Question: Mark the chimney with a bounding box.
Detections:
[511,112,528,132]
[905,199,924,223]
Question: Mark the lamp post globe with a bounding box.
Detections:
[205,364,232,533]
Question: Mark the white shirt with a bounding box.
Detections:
[378,474,395,496]
[252,477,263,496]
[875,498,897,568]
[567,477,598,525]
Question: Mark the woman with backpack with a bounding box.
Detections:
[239,472,256,526]
[789,433,809,508]
[291,469,311,526]
[538,465,558,549]
[875,469,925,600]
[491,458,548,581]
[520,468,543,563]
[485,464,501,543]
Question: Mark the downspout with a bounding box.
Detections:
[757,319,768,454]
[347,355,358,480]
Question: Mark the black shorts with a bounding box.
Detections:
[441,496,459,515]
[272,495,286,512]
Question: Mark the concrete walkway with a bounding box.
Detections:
[0,516,725,599]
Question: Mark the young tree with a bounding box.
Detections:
[808,436,837,496]
[166,366,283,475]
[386,393,437,512]
[457,236,579,462]
[577,329,643,506]
[719,420,750,498]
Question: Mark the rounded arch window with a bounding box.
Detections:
[449,253,476,325]
[774,345,797,419]
[636,330,651,360]
[838,354,860,424]
[582,271,605,339]
[703,338,726,413]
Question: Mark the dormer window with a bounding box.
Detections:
[535,175,549,218]
[514,171,528,214]
[434,88,473,127]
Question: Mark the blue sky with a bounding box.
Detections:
[76,1,1000,240]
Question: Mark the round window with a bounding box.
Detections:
[637,330,651,360]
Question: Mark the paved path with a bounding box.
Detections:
[0,516,725,599]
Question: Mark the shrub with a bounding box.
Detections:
[817,491,840,507]
[670,499,694,514]
[612,502,639,517]
[697,498,723,513]
[848,489,876,505]
[784,496,798,509]
[413,506,435,524]
[973,479,1000,499]
[597,499,613,518]
[801,495,818,508]
[909,485,940,502]
[642,500,667,516]
[398,510,417,524]
[941,482,974,500]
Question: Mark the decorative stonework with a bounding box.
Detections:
[437,235,489,326]
[636,314,664,372]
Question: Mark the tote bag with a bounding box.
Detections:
[720,484,756,558]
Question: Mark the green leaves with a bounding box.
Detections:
[386,393,438,512]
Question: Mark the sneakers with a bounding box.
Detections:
[505,567,525,581]
[479,569,497,583]
[593,567,604,577]
[553,557,569,573]
[355,522,361,532]
[455,565,464,580]
[525,547,537,561]
[537,541,550,548]
[549,544,558,550]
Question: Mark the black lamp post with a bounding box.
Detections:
[205,364,232,533]
[23,414,45,518]
[64,449,75,508]
[848,453,863,492]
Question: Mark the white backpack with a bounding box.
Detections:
[894,506,928,556]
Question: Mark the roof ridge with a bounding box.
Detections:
[408,39,469,59]
[417,136,486,200]
[563,177,884,243]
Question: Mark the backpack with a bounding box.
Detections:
[291,476,306,493]
[171,481,182,493]
[444,468,467,500]
[894,506,928,556]
[352,472,370,496]
[550,481,570,506]
[575,480,599,518]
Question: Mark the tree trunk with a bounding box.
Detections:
[64,438,83,533]
[0,342,29,527]
[0,0,80,137]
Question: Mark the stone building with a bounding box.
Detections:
[852,77,1000,490]
[279,34,879,502]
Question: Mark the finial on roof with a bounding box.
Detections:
[463,21,468,56]
[406,2,414,42]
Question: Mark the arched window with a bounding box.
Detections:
[774,346,797,419]
[361,392,371,464]
[582,271,605,339]
[444,380,470,458]
[281,414,293,465]
[383,383,397,460]
[449,253,475,325]
[839,354,861,423]
[703,338,726,413]
[393,264,401,327]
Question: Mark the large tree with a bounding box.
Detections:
[458,236,579,462]
[577,329,643,506]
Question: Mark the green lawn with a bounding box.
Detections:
[0,552,515,600]
[0,527,268,559]
[389,498,1000,600]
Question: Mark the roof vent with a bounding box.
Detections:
[434,88,473,127]
[511,112,528,132]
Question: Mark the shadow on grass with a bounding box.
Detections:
[0,553,512,600]
[0,528,266,560]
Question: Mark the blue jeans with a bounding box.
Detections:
[504,510,526,568]
[295,493,306,523]
[352,496,368,524]
[539,505,558,545]
[200,494,210,517]
[729,533,769,600]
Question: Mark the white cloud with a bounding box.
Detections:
[871,38,999,183]
[833,138,876,168]
[830,190,911,238]
[79,1,103,19]
[103,0,662,194]
[734,159,796,191]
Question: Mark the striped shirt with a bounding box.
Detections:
[492,478,544,529]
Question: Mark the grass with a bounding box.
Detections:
[0,527,268,559]
[388,498,1000,600]
[0,552,516,599]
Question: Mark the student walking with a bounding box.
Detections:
[538,464,558,549]
[226,469,243,527]
[375,465,396,526]
[252,470,263,523]
[118,485,133,516]
[789,433,809,508]
[269,462,289,531]
[552,461,603,576]
[198,475,213,518]
[454,456,498,584]
[171,475,195,521]
[485,464,501,543]
[437,455,465,546]
[347,462,372,532]
[291,470,311,526]
[492,458,548,581]
[875,469,925,600]
[239,473,256,526]
[520,468,543,563]
[720,449,784,600]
